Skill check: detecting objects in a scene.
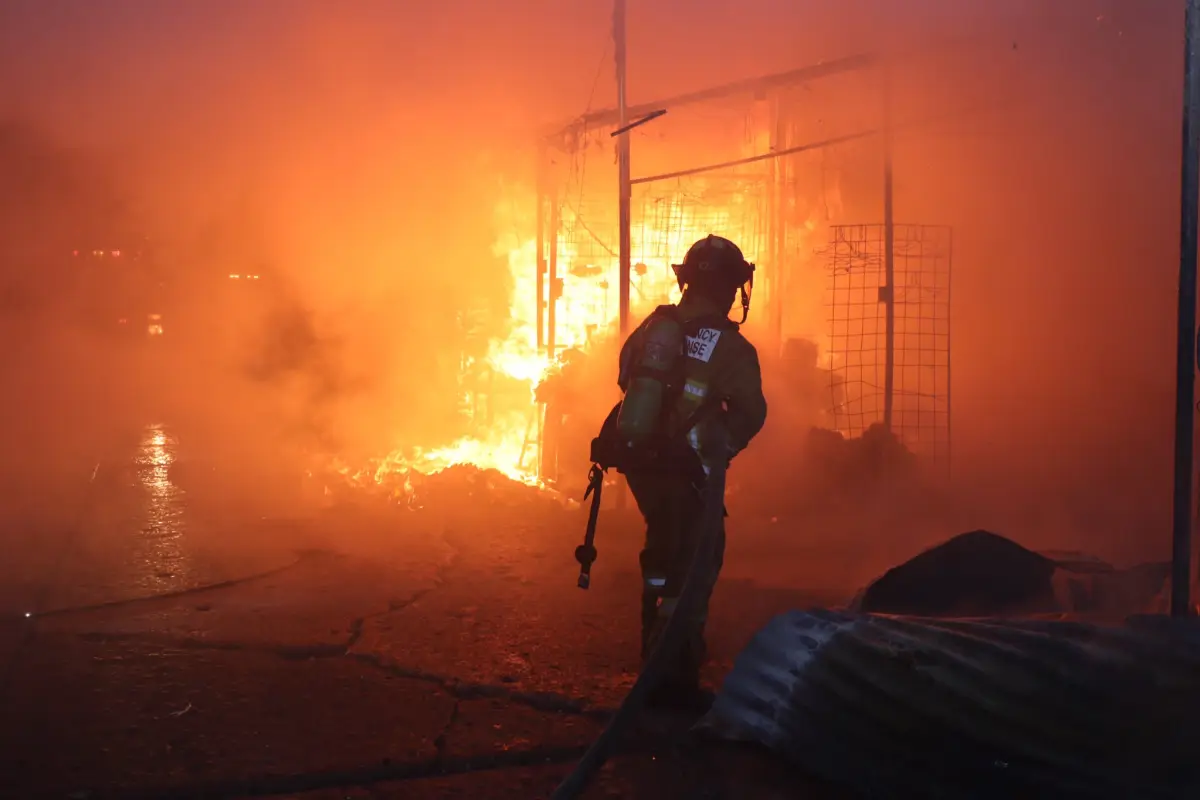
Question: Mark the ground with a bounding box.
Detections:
[0,425,870,800]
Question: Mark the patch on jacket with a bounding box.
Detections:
[685,328,722,362]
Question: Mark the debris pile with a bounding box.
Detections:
[805,422,917,488]
[730,422,921,514]
[404,464,558,510]
[850,529,1185,617]
[852,529,1060,615]
[316,462,559,512]
[727,422,927,517]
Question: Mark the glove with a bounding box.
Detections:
[698,420,737,467]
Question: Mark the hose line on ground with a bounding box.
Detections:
[549,430,729,800]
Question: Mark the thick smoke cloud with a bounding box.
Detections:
[0,0,1189,565]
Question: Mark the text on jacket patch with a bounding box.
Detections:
[685,328,722,362]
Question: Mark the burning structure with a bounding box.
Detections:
[328,44,972,502]
[524,51,955,489]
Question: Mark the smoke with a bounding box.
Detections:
[242,292,353,451]
[0,0,1189,568]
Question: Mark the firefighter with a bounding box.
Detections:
[613,234,767,709]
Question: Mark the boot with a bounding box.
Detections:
[644,674,714,713]
[640,595,660,661]
[644,635,713,714]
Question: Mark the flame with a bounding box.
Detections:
[325,187,769,499]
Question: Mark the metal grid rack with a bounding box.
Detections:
[545,135,806,351]
[633,177,769,294]
[548,167,774,356]
[549,192,621,355]
[825,223,952,464]
[535,55,961,480]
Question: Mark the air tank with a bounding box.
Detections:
[615,313,684,447]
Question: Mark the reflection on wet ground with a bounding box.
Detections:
[132,424,188,594]
[0,423,300,615]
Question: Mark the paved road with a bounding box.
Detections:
[0,424,855,799]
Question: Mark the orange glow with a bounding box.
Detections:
[332,186,778,494]
[0,0,1184,580]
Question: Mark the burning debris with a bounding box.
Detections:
[315,460,561,512]
[404,464,561,510]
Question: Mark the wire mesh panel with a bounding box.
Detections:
[633,176,769,298]
[826,224,885,437]
[541,75,888,355]
[825,223,951,465]
[545,100,776,352]
[553,190,621,353]
[627,97,787,344]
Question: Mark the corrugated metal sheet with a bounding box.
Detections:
[699,610,1200,799]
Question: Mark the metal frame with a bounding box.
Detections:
[544,52,878,147]
[535,52,881,361]
[1171,0,1200,616]
[824,223,952,467]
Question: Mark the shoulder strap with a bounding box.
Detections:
[619,304,685,390]
[673,393,721,440]
[681,313,738,336]
[652,303,681,322]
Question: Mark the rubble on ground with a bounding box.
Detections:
[804,423,918,489]
[405,464,560,510]
[316,462,561,513]
[852,529,1059,615]
[733,422,919,511]
[851,529,1187,617]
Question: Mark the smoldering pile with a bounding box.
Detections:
[319,462,559,513]
[405,464,558,510]
[804,422,918,485]
[851,529,1192,618]
[737,422,920,513]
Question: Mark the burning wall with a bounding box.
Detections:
[325,74,875,495]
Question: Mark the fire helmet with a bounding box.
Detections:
[671,234,756,322]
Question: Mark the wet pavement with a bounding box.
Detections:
[0,425,301,618]
[0,424,848,799]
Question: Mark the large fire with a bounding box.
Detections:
[326,188,752,497]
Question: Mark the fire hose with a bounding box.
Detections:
[551,427,729,800]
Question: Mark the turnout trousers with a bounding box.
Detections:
[625,468,726,687]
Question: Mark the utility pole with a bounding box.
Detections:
[613,0,632,510]
[548,185,560,358]
[881,67,896,434]
[771,97,788,352]
[614,0,632,336]
[536,151,546,353]
[1170,0,1200,618]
